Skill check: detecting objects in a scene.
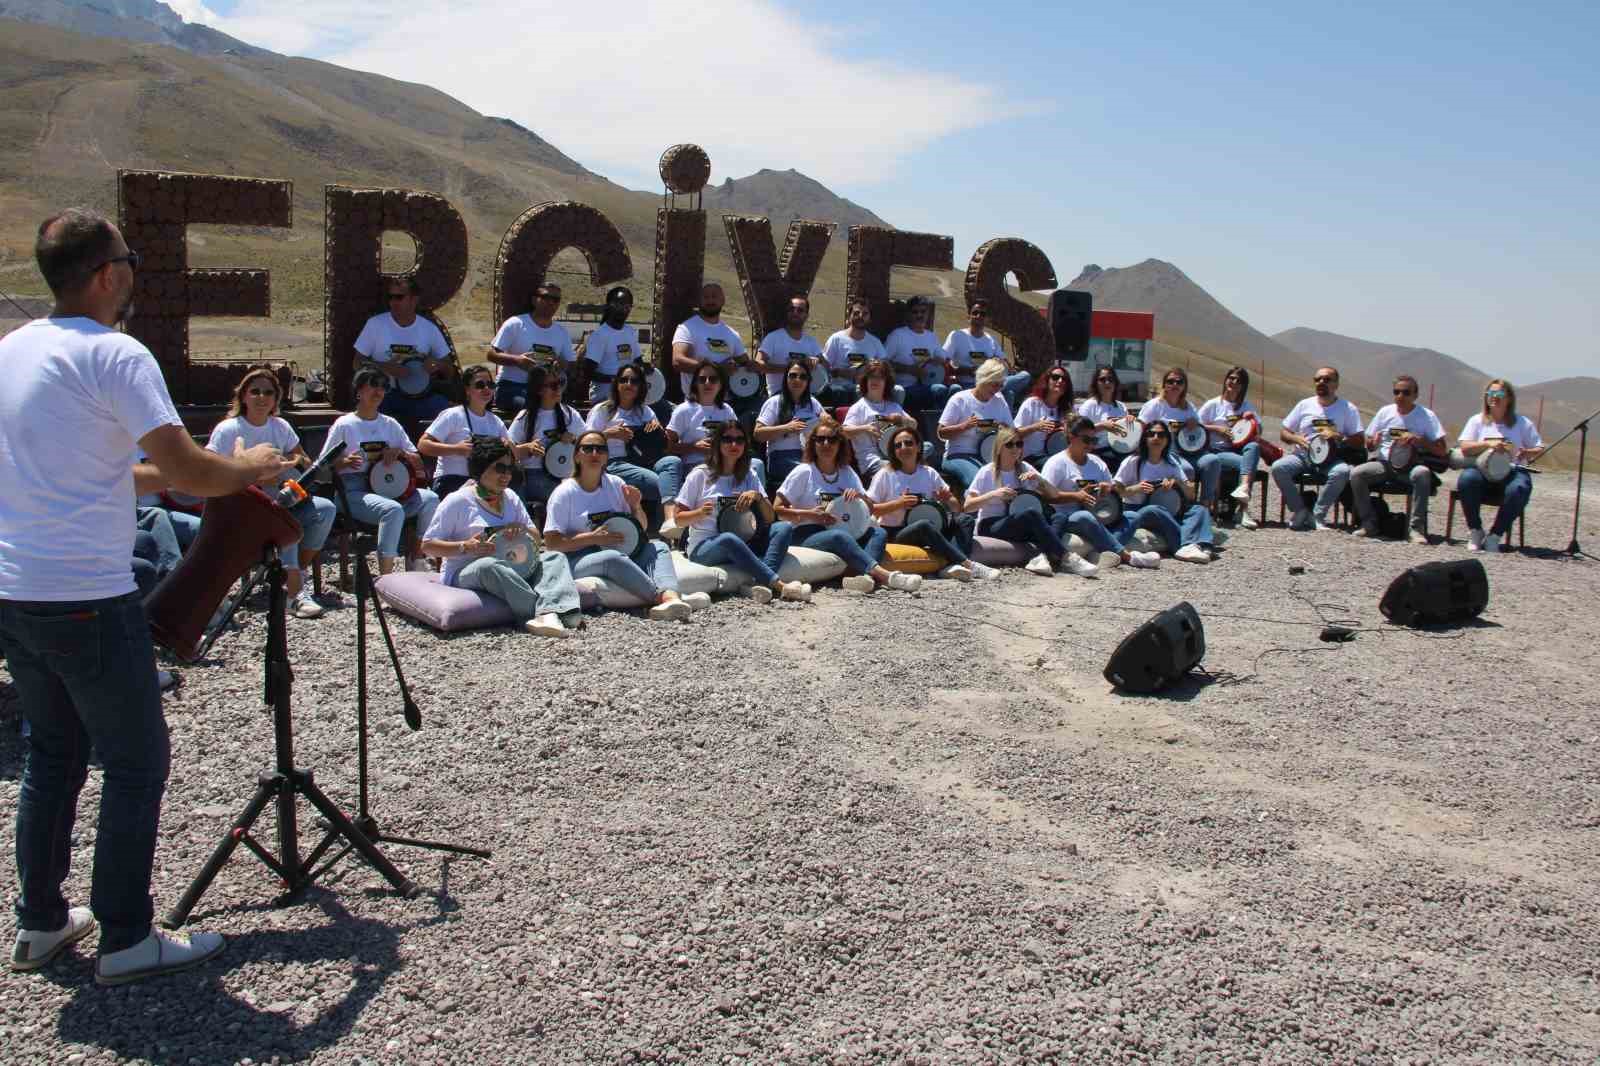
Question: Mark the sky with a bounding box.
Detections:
[174,0,1599,382]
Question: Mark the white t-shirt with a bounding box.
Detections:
[844,396,910,471]
[0,317,182,601]
[1196,396,1260,452]
[666,401,739,459]
[1040,451,1114,515]
[585,402,657,460]
[206,415,301,489]
[673,316,746,396]
[884,326,948,385]
[1365,403,1444,461]
[938,388,1014,456]
[354,312,450,369]
[758,329,823,396]
[867,464,948,528]
[582,322,641,379]
[756,393,823,454]
[424,484,533,587]
[821,329,886,373]
[319,412,415,485]
[1014,396,1067,456]
[1114,453,1194,508]
[944,329,1003,373]
[675,464,764,551]
[1283,396,1362,456]
[1460,412,1542,454]
[1138,397,1200,426]
[967,461,1043,520]
[777,463,866,511]
[423,405,511,479]
[1077,397,1132,449]
[509,405,586,471]
[491,315,576,385]
[544,473,632,539]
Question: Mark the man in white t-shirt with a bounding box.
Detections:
[671,282,748,400]
[0,209,290,985]
[756,294,824,397]
[944,298,1032,409]
[819,297,886,406]
[884,295,952,411]
[581,286,642,405]
[488,281,577,414]
[354,277,456,423]
[1269,366,1365,531]
[1348,374,1447,542]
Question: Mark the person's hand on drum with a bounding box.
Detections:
[734,490,760,512]
[463,532,496,558]
[1160,477,1177,491]
[606,423,634,442]
[622,484,642,510]
[842,488,864,503]
[895,492,919,512]
[527,438,547,458]
[643,419,661,435]
[1019,469,1040,484]
[380,446,401,464]
[693,438,713,454]
[994,486,1018,502]
[1134,479,1157,495]
[590,524,625,548]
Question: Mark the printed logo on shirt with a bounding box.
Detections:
[389,344,417,357]
[361,441,386,457]
[616,344,632,358]
[1312,418,1333,430]
[706,339,730,354]
[912,348,930,359]
[531,344,556,359]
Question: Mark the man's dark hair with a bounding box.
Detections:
[1070,415,1097,437]
[35,208,118,297]
[386,276,422,296]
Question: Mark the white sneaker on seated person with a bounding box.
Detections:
[1230,481,1252,502]
[1127,551,1161,569]
[1024,553,1054,577]
[1175,543,1211,564]
[1467,529,1484,552]
[969,562,999,580]
[291,590,325,618]
[1059,553,1098,578]
[886,571,922,592]
[939,563,973,582]
[1237,510,1259,529]
[842,575,877,594]
[525,613,571,637]
[95,927,224,986]
[681,591,713,611]
[11,907,94,972]
[647,598,692,622]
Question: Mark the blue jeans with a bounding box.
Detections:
[1456,466,1532,536]
[285,494,337,569]
[765,449,803,493]
[2,591,169,953]
[1271,454,1351,521]
[131,540,161,597]
[493,379,527,416]
[1196,444,1261,504]
[978,511,1067,561]
[380,388,452,423]
[794,523,888,576]
[569,540,680,603]
[902,381,953,412]
[135,507,183,575]
[1050,509,1121,555]
[889,518,968,564]
[433,475,469,497]
[689,521,795,587]
[338,479,440,557]
[1111,504,1213,551]
[457,550,580,622]
[517,467,563,510]
[940,455,983,500]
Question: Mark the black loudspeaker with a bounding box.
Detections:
[1104,602,1206,693]
[1379,559,1488,626]
[1048,289,1093,361]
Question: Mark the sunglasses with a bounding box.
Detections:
[1163,379,1184,386]
[246,387,277,397]
[971,309,989,316]
[1314,376,1336,384]
[1486,390,1507,399]
[1048,373,1068,381]
[1001,440,1023,451]
[100,252,140,272]
[1147,430,1170,439]
[786,371,809,380]
[894,439,918,449]
[813,435,840,445]
[618,377,642,386]
[721,436,747,446]
[468,379,493,390]
[488,461,515,474]
[577,443,608,455]
[536,292,560,302]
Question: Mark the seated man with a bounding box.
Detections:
[671,282,747,401]
[581,285,642,405]
[884,295,952,412]
[1269,366,1363,531]
[488,281,576,414]
[756,293,823,399]
[356,277,456,423]
[944,298,1031,409]
[1349,374,1446,543]
[820,297,887,407]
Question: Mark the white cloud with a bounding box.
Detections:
[164,0,220,25]
[205,0,1010,187]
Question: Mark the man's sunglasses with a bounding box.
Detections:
[577,444,608,455]
[1314,376,1336,384]
[1394,388,1416,396]
[99,252,140,273]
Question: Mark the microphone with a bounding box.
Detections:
[275,441,347,508]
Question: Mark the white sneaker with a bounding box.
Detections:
[291,591,325,619]
[887,571,922,592]
[1407,528,1429,546]
[1312,514,1337,532]
[1230,481,1252,502]
[779,581,813,603]
[1238,511,1259,530]
[841,575,877,594]
[1175,543,1211,564]
[1096,552,1124,571]
[647,599,692,622]
[1128,551,1161,570]
[95,927,225,986]
[525,613,571,637]
[1483,533,1502,554]
[970,562,999,580]
[658,520,683,542]
[1467,529,1485,552]
[11,907,94,972]
[681,591,713,612]
[1353,523,1378,539]
[940,563,973,582]
[1062,553,1099,578]
[747,585,774,604]
[1024,553,1054,577]
[1289,510,1313,532]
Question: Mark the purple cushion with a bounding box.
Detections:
[970,535,1031,567]
[374,571,514,632]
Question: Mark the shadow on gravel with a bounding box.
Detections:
[52,894,406,1066]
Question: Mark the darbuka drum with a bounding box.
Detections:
[977,430,999,463]
[396,358,432,397]
[1151,487,1184,515]
[1109,419,1143,455]
[1006,489,1047,518]
[368,459,417,500]
[1230,416,1260,449]
[627,422,668,467]
[1043,430,1068,456]
[905,497,950,535]
[1476,445,1513,483]
[809,362,830,396]
[716,497,759,541]
[543,440,577,479]
[728,366,762,399]
[1385,438,1417,477]
[594,513,645,559]
[1306,434,1335,468]
[825,495,872,539]
[1090,487,1123,526]
[877,422,902,459]
[147,486,303,662]
[643,366,667,406]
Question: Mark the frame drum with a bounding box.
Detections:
[878,422,905,460]
[492,527,537,567]
[825,496,872,539]
[396,358,432,397]
[977,430,999,463]
[1043,430,1069,456]
[643,366,667,406]
[595,513,645,559]
[715,497,760,541]
[543,440,577,479]
[1175,424,1209,457]
[905,497,950,534]
[1091,487,1124,526]
[1007,489,1047,518]
[1306,434,1335,468]
[1151,486,1184,515]
[728,365,762,399]
[1385,438,1417,477]
[809,361,830,396]
[1230,416,1260,449]
[1109,419,1144,455]
[368,459,417,500]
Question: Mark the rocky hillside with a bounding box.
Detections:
[701,168,891,231]
[0,0,261,55]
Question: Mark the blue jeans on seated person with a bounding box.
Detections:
[1196,444,1261,504]
[689,521,795,588]
[284,494,337,569]
[568,540,680,604]
[1270,453,1351,521]
[135,508,184,575]
[493,379,527,416]
[338,477,440,557]
[131,537,161,597]
[380,388,452,423]
[978,511,1067,562]
[1,591,169,954]
[1456,466,1533,536]
[793,523,888,576]
[517,467,563,511]
[889,518,968,564]
[457,551,580,622]
[940,455,983,501]
[1050,509,1122,555]
[766,449,803,493]
[1110,504,1213,552]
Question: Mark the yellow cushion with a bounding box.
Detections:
[882,541,945,574]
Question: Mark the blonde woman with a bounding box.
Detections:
[962,425,1097,578]
[1457,379,1544,553]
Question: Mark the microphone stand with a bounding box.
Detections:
[1528,404,1598,557]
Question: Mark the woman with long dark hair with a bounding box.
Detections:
[508,364,584,511]
[1111,420,1215,563]
[754,359,824,491]
[418,363,511,497]
[1077,365,1136,467]
[867,424,992,581]
[584,364,666,528]
[1016,365,1074,465]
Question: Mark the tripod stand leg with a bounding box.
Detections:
[1569,422,1586,555]
[164,775,283,929]
[291,773,418,899]
[372,829,492,860]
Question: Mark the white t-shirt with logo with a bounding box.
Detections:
[1283,396,1362,457]
[1460,413,1542,454]
[1138,397,1200,426]
[866,464,948,528]
[585,401,658,460]
[1077,397,1132,449]
[673,316,746,396]
[509,405,585,472]
[206,415,301,489]
[1040,451,1114,515]
[1196,396,1260,452]
[1364,403,1444,461]
[844,396,910,472]
[666,400,739,460]
[0,318,183,601]
[967,461,1044,520]
[884,327,948,386]
[676,465,765,551]
[424,484,534,587]
[1014,396,1067,457]
[582,322,641,379]
[544,473,632,539]
[777,463,867,511]
[938,388,1015,456]
[758,329,823,396]
[355,312,450,373]
[944,329,1004,373]
[1114,453,1195,509]
[319,412,416,491]
[423,405,511,479]
[756,393,823,454]
[492,315,576,385]
[822,329,886,374]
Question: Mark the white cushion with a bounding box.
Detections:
[713,545,848,591]
[669,551,730,595]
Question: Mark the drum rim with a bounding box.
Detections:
[1007,489,1046,515]
[368,458,413,498]
[397,357,432,396]
[543,440,577,477]
[825,495,871,537]
[599,513,644,556]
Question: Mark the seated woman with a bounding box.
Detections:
[1015,365,1074,466]
[420,438,579,638]
[1077,365,1138,469]
[867,425,993,581]
[1138,366,1203,431]
[657,360,764,533]
[1039,416,1162,570]
[1193,365,1261,526]
[774,415,921,594]
[937,360,1015,500]
[418,364,511,497]
[508,365,585,513]
[544,431,692,620]
[1112,421,1216,564]
[584,364,667,529]
[675,421,812,604]
[963,425,1097,578]
[843,359,919,479]
[1457,378,1544,554]
[205,367,339,618]
[319,368,440,575]
[755,360,824,491]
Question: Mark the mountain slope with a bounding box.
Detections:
[701,168,891,230]
[0,0,263,55]
[1273,326,1492,427]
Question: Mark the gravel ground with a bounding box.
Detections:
[2,472,1598,1064]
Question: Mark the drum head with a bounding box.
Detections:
[978,431,999,463]
[809,362,830,396]
[826,496,871,539]
[1387,439,1415,473]
[543,441,577,479]
[368,459,412,499]
[1044,430,1068,456]
[1478,447,1513,483]
[1230,416,1259,447]
[644,367,667,406]
[493,528,535,567]
[878,423,903,459]
[306,371,328,400]
[1152,487,1183,514]
[1109,419,1143,454]
[397,358,431,397]
[920,359,944,386]
[289,378,308,405]
[728,367,762,398]
[1092,490,1123,526]
[1176,425,1209,455]
[1008,489,1046,517]
[716,498,759,541]
[905,499,947,532]
[599,514,644,558]
[1307,435,1333,466]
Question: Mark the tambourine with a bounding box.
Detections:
[1306,433,1335,468]
[809,362,830,396]
[1476,443,1514,483]
[592,512,645,559]
[824,495,872,539]
[643,366,667,406]
[728,365,763,399]
[1385,438,1417,477]
[491,527,537,567]
[1229,416,1259,449]
[918,356,945,387]
[1151,486,1184,515]
[1175,423,1209,458]
[543,440,577,478]
[715,496,761,541]
[368,458,417,500]
[904,497,951,535]
[1090,486,1123,526]
[304,371,329,402]
[396,358,432,397]
[1006,489,1047,518]
[289,376,309,405]
[1108,418,1144,455]
[977,430,999,463]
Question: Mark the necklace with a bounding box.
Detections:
[818,465,842,485]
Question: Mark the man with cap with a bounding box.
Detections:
[582,286,643,405]
[354,276,456,422]
[488,281,577,415]
[670,281,747,400]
